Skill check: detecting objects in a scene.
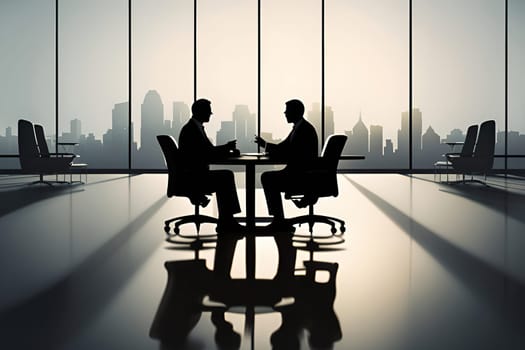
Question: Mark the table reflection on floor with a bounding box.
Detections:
[150,234,342,350]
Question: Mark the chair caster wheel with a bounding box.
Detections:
[330,227,337,234]
[164,226,170,234]
[340,226,346,233]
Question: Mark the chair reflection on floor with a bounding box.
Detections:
[149,235,342,349]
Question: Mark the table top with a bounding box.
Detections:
[211,153,366,165]
[444,141,464,146]
[211,154,285,165]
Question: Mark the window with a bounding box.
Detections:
[132,0,193,169]
[261,0,321,146]
[59,0,128,168]
[0,0,55,169]
[326,0,409,169]
[413,0,505,169]
[197,0,258,153]
[509,0,525,169]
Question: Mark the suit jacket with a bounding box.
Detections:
[266,118,318,173]
[178,117,231,175]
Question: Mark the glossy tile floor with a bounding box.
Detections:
[1,173,525,349]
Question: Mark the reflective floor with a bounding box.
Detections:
[1,173,525,349]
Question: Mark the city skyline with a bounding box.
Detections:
[2,89,525,169]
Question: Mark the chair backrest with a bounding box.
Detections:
[460,124,478,157]
[156,135,179,197]
[320,134,348,171]
[473,120,495,168]
[316,134,348,197]
[34,124,50,157]
[18,119,40,169]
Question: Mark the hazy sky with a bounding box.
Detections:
[1,0,524,147]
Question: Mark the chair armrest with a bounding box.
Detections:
[49,152,77,157]
[444,152,460,157]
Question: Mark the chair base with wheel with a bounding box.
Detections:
[286,195,345,250]
[163,197,219,247]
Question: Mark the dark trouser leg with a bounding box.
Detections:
[261,170,287,219]
[274,234,296,279]
[213,235,237,279]
[207,169,241,220]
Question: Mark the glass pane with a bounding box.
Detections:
[509,0,525,170]
[0,0,55,169]
[261,0,321,149]
[59,0,128,169]
[413,0,505,169]
[197,0,257,153]
[326,0,409,169]
[133,0,193,169]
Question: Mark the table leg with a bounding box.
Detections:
[245,163,256,280]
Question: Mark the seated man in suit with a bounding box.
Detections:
[178,98,244,233]
[255,99,318,232]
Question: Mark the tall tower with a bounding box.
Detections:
[398,108,422,156]
[307,103,334,151]
[172,101,190,141]
[139,90,164,167]
[141,90,164,153]
[350,114,368,156]
[369,125,383,158]
[70,119,81,141]
[233,105,256,152]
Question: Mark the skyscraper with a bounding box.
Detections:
[140,90,164,152]
[349,114,369,156]
[307,103,334,151]
[233,105,256,152]
[369,125,383,158]
[139,90,165,168]
[71,119,81,142]
[216,121,235,146]
[172,101,190,141]
[398,108,422,156]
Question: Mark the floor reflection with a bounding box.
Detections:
[150,234,342,349]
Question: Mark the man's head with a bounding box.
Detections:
[284,99,305,124]
[192,99,212,123]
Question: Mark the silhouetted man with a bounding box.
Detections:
[178,98,244,233]
[255,99,318,232]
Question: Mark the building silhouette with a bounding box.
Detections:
[445,128,465,143]
[307,102,334,152]
[4,90,525,170]
[346,114,368,157]
[232,105,256,152]
[398,108,422,157]
[216,121,235,146]
[137,90,165,168]
[369,125,383,159]
[172,101,190,142]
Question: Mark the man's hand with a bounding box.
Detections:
[226,140,237,150]
[254,135,266,148]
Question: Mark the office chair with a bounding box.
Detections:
[157,135,218,245]
[18,119,77,186]
[434,124,478,182]
[34,123,87,183]
[447,120,495,184]
[285,134,347,248]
